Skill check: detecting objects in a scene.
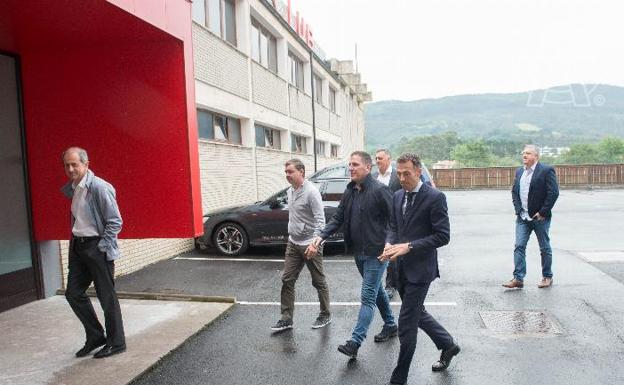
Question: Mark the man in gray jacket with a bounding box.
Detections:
[61,147,126,358]
[271,159,331,332]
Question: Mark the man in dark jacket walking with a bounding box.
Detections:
[380,153,459,385]
[504,144,559,289]
[307,151,397,359]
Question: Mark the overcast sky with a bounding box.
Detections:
[294,0,624,101]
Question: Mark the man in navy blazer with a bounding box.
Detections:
[503,144,559,289]
[380,153,460,385]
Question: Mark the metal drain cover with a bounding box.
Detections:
[479,311,563,334]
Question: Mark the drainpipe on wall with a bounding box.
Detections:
[309,50,317,173]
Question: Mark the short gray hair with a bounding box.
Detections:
[376,148,391,158]
[523,144,541,157]
[285,158,305,176]
[62,147,89,164]
[396,153,422,169]
[350,151,373,166]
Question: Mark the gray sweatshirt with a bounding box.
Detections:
[287,179,325,245]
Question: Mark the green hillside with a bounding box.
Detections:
[365,84,624,149]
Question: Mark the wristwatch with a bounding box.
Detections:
[407,242,413,250]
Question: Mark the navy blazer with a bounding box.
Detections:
[511,162,559,219]
[386,183,450,284]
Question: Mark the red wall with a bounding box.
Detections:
[1,0,203,240]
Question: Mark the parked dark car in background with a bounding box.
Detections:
[309,161,435,186]
[197,161,433,256]
[196,178,349,256]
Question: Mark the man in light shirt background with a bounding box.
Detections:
[504,144,559,289]
[373,149,402,299]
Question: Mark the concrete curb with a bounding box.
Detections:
[56,289,236,303]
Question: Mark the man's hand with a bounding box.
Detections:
[305,236,322,259]
[532,212,545,221]
[379,243,410,262]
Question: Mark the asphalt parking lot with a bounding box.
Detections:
[118,189,624,385]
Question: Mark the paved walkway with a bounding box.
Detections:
[0,296,232,385]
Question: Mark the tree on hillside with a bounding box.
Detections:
[451,140,493,167]
[394,131,460,162]
[560,143,601,164]
[598,137,624,163]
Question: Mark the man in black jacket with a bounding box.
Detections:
[307,151,397,359]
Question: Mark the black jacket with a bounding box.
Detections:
[511,162,559,218]
[320,174,393,256]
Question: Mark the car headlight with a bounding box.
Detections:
[202,216,210,224]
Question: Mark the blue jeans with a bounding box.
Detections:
[351,255,396,346]
[513,216,553,281]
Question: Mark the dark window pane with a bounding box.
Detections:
[255,125,265,147]
[224,0,237,45]
[197,110,214,139]
[214,114,227,140]
[228,117,241,144]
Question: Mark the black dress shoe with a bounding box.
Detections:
[337,340,359,359]
[93,344,126,359]
[75,338,106,358]
[432,344,461,371]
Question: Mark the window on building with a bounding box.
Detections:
[251,19,277,73]
[315,141,326,156]
[331,144,339,158]
[288,52,304,90]
[197,109,242,144]
[194,0,237,46]
[255,124,281,149]
[291,134,307,153]
[313,75,323,104]
[329,87,336,113]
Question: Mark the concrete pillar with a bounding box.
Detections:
[276,37,288,81]
[38,241,62,297]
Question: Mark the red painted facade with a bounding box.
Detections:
[0,0,203,239]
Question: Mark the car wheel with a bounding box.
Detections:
[212,222,249,256]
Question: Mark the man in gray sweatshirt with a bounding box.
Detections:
[271,159,331,332]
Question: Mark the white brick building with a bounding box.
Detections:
[54,0,372,286]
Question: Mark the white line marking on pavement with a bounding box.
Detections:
[175,257,354,263]
[175,256,444,265]
[237,301,457,306]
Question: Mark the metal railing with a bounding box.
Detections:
[432,164,624,189]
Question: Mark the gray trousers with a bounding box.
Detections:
[280,241,331,321]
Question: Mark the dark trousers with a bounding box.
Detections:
[390,274,454,384]
[385,260,397,289]
[65,237,125,347]
[280,241,330,321]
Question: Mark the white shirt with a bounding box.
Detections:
[402,180,423,215]
[519,163,536,221]
[71,174,100,237]
[376,165,393,186]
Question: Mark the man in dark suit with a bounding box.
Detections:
[380,153,460,385]
[503,144,559,289]
[373,149,402,299]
